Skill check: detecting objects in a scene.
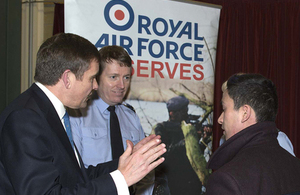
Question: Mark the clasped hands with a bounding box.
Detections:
[118,135,166,187]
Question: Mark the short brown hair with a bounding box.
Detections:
[34,33,100,85]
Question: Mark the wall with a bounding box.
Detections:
[0,0,21,112]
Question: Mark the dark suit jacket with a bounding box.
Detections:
[0,84,119,194]
[206,122,300,195]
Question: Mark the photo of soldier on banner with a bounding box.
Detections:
[65,0,221,194]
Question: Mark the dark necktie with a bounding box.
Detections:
[63,111,74,149]
[107,106,135,195]
[107,106,124,159]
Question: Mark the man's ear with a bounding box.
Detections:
[62,69,71,89]
[241,105,251,123]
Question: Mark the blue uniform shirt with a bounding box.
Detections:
[70,98,154,195]
[70,98,145,167]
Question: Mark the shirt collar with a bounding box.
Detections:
[96,98,121,114]
[93,98,108,114]
[35,82,66,120]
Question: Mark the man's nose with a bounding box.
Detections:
[218,112,224,124]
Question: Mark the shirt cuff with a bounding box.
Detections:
[110,170,129,195]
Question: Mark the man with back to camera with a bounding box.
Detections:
[206,73,300,195]
[0,33,166,195]
[69,45,154,195]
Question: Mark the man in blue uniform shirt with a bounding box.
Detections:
[70,45,154,195]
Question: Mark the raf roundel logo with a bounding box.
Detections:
[104,0,134,31]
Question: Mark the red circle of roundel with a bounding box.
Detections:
[115,10,125,21]
[104,0,134,31]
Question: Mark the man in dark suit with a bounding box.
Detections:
[0,33,166,195]
[206,73,300,195]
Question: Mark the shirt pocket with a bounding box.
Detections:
[82,127,107,139]
[122,130,141,146]
[80,127,110,166]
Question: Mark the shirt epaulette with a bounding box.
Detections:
[122,103,135,113]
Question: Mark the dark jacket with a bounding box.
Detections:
[206,122,300,195]
[0,84,118,195]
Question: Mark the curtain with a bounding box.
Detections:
[53,3,64,35]
[197,0,300,157]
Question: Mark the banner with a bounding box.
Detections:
[66,0,220,194]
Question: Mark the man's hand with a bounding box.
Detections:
[118,136,166,187]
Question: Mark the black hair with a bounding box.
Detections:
[225,73,278,122]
